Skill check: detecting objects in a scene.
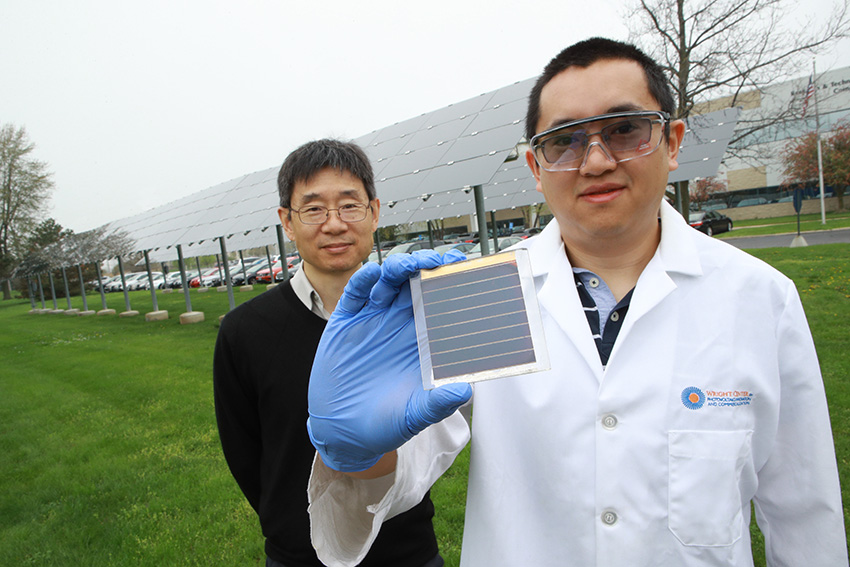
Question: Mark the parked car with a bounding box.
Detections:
[688,211,733,236]
[255,261,280,284]
[232,259,270,285]
[255,255,301,284]
[433,242,476,256]
[521,227,543,237]
[190,268,220,288]
[141,274,167,290]
[163,272,184,288]
[107,272,149,292]
[386,240,445,256]
[465,236,525,260]
[163,270,199,288]
[130,272,161,290]
[735,197,768,208]
[274,256,302,281]
[97,275,122,292]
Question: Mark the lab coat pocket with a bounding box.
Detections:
[668,429,752,547]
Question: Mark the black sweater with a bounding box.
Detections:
[213,281,439,566]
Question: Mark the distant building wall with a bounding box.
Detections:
[700,65,850,194]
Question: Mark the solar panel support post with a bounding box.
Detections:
[489,211,500,255]
[264,246,273,279]
[195,257,203,285]
[218,236,236,312]
[276,225,290,282]
[77,264,89,312]
[176,245,193,313]
[374,232,383,264]
[238,250,246,284]
[60,267,72,310]
[48,270,58,310]
[26,276,35,309]
[37,273,45,308]
[117,256,132,312]
[427,220,435,248]
[143,250,159,312]
[473,185,490,256]
[94,262,108,310]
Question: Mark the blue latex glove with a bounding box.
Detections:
[307,249,472,472]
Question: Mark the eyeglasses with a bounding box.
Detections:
[290,202,371,225]
[530,111,670,172]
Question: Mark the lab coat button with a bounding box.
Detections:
[589,277,600,288]
[601,511,618,526]
[610,311,620,322]
[601,414,618,430]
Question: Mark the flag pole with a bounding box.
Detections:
[813,59,826,225]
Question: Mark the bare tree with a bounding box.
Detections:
[0,123,54,298]
[628,0,850,215]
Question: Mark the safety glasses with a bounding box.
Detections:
[530,111,670,172]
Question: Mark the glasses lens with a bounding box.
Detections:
[601,118,653,152]
[338,203,367,223]
[540,130,588,167]
[299,206,328,224]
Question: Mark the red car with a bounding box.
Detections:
[256,256,301,283]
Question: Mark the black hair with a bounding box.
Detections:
[277,138,376,208]
[525,37,675,141]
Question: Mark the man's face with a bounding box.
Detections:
[526,59,685,247]
[279,168,379,277]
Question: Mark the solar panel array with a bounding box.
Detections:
[670,107,741,183]
[103,78,737,263]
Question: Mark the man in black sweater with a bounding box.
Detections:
[213,139,444,567]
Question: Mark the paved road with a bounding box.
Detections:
[722,228,850,249]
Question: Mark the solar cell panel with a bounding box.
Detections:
[411,249,549,389]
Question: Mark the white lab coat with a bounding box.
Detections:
[309,201,847,567]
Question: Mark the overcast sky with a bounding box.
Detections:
[3,0,849,233]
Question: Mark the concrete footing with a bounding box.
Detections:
[50,309,65,314]
[145,310,169,322]
[97,309,117,316]
[119,310,140,318]
[197,287,209,293]
[180,311,205,325]
[216,286,228,292]
[162,288,173,294]
[64,309,80,316]
[267,283,279,290]
[240,285,254,292]
[79,310,96,316]
[790,235,809,248]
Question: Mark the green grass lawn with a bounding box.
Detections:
[718,211,850,238]
[2,245,849,566]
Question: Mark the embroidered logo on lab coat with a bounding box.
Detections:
[682,387,754,410]
[681,387,705,410]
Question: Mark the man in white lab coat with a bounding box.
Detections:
[305,37,848,566]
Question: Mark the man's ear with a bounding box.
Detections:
[667,119,687,172]
[370,199,380,232]
[526,149,544,194]
[278,207,295,241]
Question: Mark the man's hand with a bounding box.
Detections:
[307,250,472,472]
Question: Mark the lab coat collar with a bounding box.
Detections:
[656,200,703,278]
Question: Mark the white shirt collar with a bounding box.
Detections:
[290,267,331,320]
